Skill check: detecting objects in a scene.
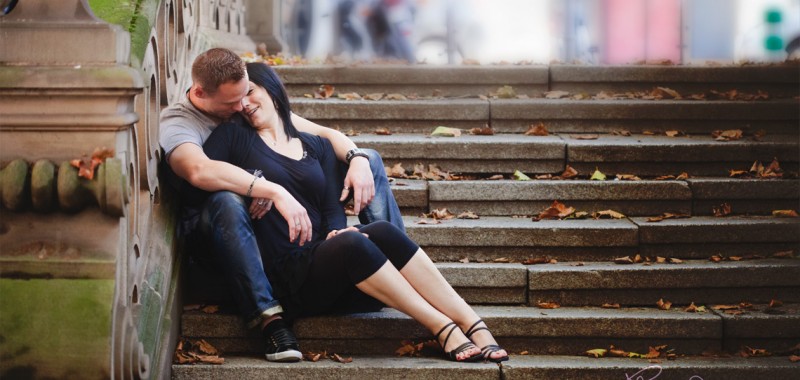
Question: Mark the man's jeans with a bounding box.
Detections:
[187,149,403,328]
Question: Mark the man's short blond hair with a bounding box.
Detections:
[191,48,246,94]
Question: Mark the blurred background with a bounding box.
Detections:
[277,0,800,64]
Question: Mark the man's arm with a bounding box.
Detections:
[168,143,312,245]
[291,113,375,214]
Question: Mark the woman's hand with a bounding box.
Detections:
[326,226,369,240]
[249,197,273,220]
[341,156,375,215]
[271,189,312,246]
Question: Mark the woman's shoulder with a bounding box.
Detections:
[298,132,332,150]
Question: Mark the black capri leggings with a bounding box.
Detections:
[292,221,419,317]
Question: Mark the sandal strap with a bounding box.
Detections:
[435,322,457,349]
[481,344,509,362]
[464,319,488,338]
[447,342,479,360]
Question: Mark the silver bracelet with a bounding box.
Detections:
[246,169,263,197]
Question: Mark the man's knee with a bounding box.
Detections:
[363,149,386,173]
[201,191,249,227]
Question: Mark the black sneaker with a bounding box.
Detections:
[262,319,302,362]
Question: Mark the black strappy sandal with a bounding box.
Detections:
[435,322,483,362]
[464,319,509,363]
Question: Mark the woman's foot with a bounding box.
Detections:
[464,319,509,363]
[435,322,483,362]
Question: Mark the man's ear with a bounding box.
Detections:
[192,85,207,99]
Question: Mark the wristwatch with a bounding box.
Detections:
[345,148,369,163]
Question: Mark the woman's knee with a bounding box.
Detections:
[200,191,249,229]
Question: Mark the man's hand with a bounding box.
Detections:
[341,156,375,214]
[272,189,312,246]
[248,198,273,219]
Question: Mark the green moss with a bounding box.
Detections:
[0,279,114,379]
[87,0,160,66]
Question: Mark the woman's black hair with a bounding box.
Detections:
[245,62,299,141]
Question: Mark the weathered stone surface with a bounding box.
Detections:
[528,260,800,290]
[404,216,638,248]
[531,287,800,307]
[719,303,800,338]
[633,216,800,244]
[276,65,549,97]
[502,355,800,380]
[353,134,565,173]
[425,246,639,263]
[549,64,800,97]
[438,263,527,288]
[688,178,800,215]
[390,179,428,209]
[291,98,489,121]
[173,355,500,380]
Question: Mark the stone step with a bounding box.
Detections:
[274,64,800,98]
[354,133,799,176]
[181,305,731,356]
[528,259,800,306]
[688,178,800,216]
[399,215,799,262]
[290,98,799,134]
[172,355,800,380]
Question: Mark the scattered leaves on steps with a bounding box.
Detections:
[374,127,392,135]
[524,123,549,136]
[712,202,732,217]
[585,345,672,360]
[536,301,561,309]
[314,84,335,99]
[303,350,354,363]
[712,129,743,141]
[684,302,706,313]
[730,159,784,179]
[173,338,224,365]
[656,298,672,310]
[647,212,691,222]
[395,340,440,357]
[739,346,772,358]
[469,126,495,135]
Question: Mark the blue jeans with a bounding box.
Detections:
[186,149,403,328]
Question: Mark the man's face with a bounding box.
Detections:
[199,76,249,120]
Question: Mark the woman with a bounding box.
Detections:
[202,62,508,363]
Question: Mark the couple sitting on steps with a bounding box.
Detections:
[159,47,508,363]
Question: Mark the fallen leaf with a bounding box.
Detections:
[486,174,504,180]
[611,129,632,136]
[653,87,682,99]
[415,219,441,225]
[201,305,219,314]
[676,172,689,180]
[712,203,732,217]
[337,92,362,100]
[614,256,634,265]
[657,298,672,310]
[772,210,799,218]
[768,299,783,308]
[712,129,743,141]
[459,257,470,263]
[365,93,384,101]
[385,93,407,101]
[493,257,510,263]
[615,174,641,181]
[790,355,800,362]
[524,123,549,136]
[684,302,706,313]
[386,163,407,178]
[665,130,685,137]
[772,251,795,259]
[572,134,599,140]
[644,345,667,359]
[431,126,461,137]
[656,257,667,264]
[608,345,628,357]
[537,301,561,309]
[601,303,621,309]
[740,346,771,357]
[173,338,224,365]
[559,165,579,179]
[712,304,740,311]
[304,352,323,362]
[513,170,532,181]
[457,211,480,219]
[585,348,607,358]
[70,147,114,180]
[519,350,530,355]
[496,85,517,99]
[469,126,495,135]
[544,90,571,99]
[536,200,576,220]
[593,210,626,219]
[375,127,392,135]
[331,353,353,363]
[523,257,551,265]
[590,168,606,181]
[425,208,455,220]
[314,84,335,99]
[183,304,203,311]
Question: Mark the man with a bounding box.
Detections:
[159,48,403,362]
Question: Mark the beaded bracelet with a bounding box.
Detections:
[246,169,263,197]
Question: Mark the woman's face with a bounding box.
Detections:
[240,81,275,128]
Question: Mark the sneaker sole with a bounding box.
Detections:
[265,349,303,362]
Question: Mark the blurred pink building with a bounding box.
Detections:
[603,0,682,63]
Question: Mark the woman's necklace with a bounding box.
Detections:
[260,132,278,147]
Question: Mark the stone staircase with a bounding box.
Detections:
[173,64,800,379]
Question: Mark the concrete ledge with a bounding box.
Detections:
[502,355,800,380]
[633,216,800,244]
[404,216,638,248]
[528,260,800,290]
[531,287,800,307]
[390,179,428,210]
[275,65,549,97]
[688,178,800,215]
[428,180,691,216]
[353,134,565,173]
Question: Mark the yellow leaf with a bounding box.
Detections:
[431,126,461,137]
[513,170,531,181]
[590,168,606,181]
[586,348,607,358]
[496,85,516,99]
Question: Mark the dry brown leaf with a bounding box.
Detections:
[768,299,784,308]
[656,256,667,264]
[524,123,549,136]
[522,257,551,265]
[712,304,740,311]
[740,346,771,357]
[611,129,632,136]
[415,219,441,225]
[653,87,682,99]
[712,203,732,217]
[458,257,470,263]
[386,163,407,178]
[70,147,114,180]
[314,84,335,99]
[493,257,510,263]
[536,200,576,220]
[615,174,641,181]
[593,210,626,219]
[665,130,685,137]
[332,353,353,363]
[772,250,795,258]
[608,345,628,357]
[537,301,561,309]
[559,165,579,179]
[486,174,504,180]
[365,93,384,101]
[426,208,455,220]
[201,305,219,314]
[601,303,621,309]
[684,302,706,313]
[304,352,323,362]
[572,134,599,140]
[457,211,480,219]
[614,256,634,265]
[712,129,743,141]
[337,92,362,100]
[375,127,392,135]
[544,90,571,99]
[385,93,407,101]
[657,298,672,310]
[772,209,799,218]
[469,126,495,135]
[790,355,800,362]
[676,172,689,180]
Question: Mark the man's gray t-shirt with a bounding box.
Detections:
[159,97,218,160]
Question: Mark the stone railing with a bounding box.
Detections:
[0,0,272,378]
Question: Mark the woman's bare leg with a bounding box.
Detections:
[399,249,508,361]
[356,261,481,361]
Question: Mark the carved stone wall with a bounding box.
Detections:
[0,0,259,378]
